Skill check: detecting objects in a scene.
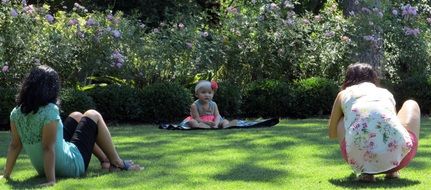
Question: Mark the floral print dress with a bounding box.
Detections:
[342,82,413,174]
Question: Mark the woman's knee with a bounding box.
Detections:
[69,112,83,122]
[83,109,102,123]
[402,100,420,113]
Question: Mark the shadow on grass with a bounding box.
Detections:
[329,173,421,188]
[214,162,287,182]
[5,175,45,189]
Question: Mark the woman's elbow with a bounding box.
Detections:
[9,141,22,151]
[42,144,55,153]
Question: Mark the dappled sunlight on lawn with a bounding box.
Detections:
[0,118,430,189]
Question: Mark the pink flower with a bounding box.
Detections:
[269,3,279,11]
[10,8,18,17]
[112,30,121,38]
[178,23,185,29]
[200,31,209,38]
[283,1,294,9]
[340,36,351,43]
[211,81,219,90]
[185,42,193,49]
[111,50,125,68]
[107,14,114,21]
[2,65,9,73]
[401,4,417,17]
[404,27,420,37]
[68,19,79,26]
[392,9,398,15]
[45,14,54,23]
[86,18,96,27]
[23,5,35,14]
[227,6,238,14]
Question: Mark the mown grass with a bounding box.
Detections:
[0,118,430,189]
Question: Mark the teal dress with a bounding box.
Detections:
[10,103,85,177]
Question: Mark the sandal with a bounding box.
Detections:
[357,174,375,182]
[109,160,142,171]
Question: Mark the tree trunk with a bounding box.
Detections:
[339,0,383,70]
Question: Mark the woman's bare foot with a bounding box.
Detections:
[101,160,110,170]
[385,171,400,179]
[358,174,375,182]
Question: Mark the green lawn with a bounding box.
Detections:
[1,118,430,189]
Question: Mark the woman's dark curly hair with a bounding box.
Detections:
[16,65,60,114]
[342,63,379,90]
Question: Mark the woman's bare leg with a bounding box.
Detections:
[385,100,420,177]
[397,100,421,138]
[83,110,139,170]
[337,117,345,145]
[68,112,109,169]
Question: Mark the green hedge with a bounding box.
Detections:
[87,85,142,122]
[59,88,97,119]
[6,78,427,124]
[0,88,17,129]
[394,75,431,114]
[242,80,293,117]
[213,82,242,117]
[140,82,192,123]
[291,77,338,118]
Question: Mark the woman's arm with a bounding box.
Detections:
[41,121,57,185]
[3,122,22,179]
[328,91,344,139]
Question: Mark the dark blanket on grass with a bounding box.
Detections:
[159,118,279,130]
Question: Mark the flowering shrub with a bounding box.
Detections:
[346,0,431,81]
[1,1,431,119]
[217,0,353,83]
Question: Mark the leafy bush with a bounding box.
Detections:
[140,82,192,123]
[59,88,96,119]
[394,75,431,114]
[0,88,17,130]
[86,85,142,121]
[213,82,242,117]
[291,77,338,118]
[242,80,293,117]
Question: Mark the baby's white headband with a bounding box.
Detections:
[195,81,211,93]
